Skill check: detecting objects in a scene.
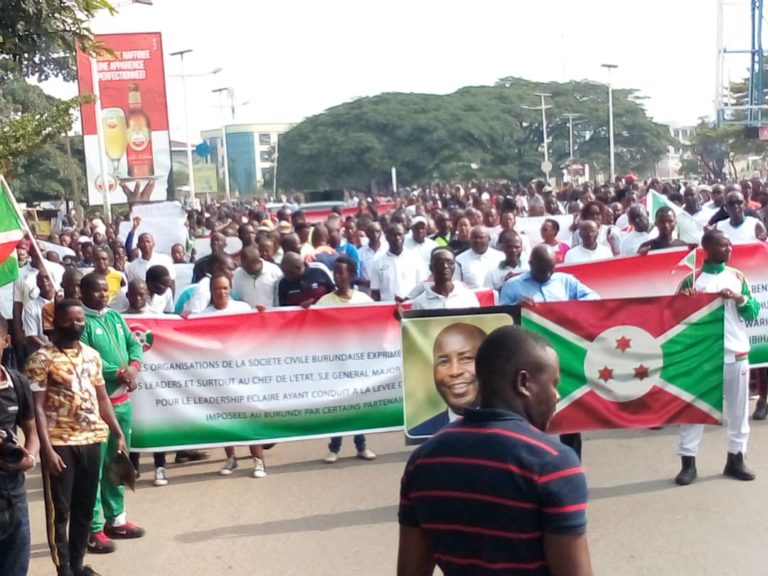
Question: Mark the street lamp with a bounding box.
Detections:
[169,49,221,203]
[601,63,618,183]
[212,87,233,200]
[522,93,553,180]
[563,113,581,161]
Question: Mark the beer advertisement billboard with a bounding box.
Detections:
[76,32,171,205]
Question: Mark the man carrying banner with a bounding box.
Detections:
[79,274,145,552]
[499,245,598,460]
[675,229,760,486]
[410,248,480,310]
[398,325,593,576]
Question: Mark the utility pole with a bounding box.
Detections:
[601,63,618,183]
[522,93,553,180]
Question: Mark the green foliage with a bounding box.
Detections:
[0,79,87,200]
[278,77,672,190]
[0,0,114,81]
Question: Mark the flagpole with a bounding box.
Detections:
[0,175,51,275]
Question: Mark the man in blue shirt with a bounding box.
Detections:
[499,245,598,306]
[398,325,593,576]
[498,244,598,461]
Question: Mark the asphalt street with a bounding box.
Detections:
[26,416,768,576]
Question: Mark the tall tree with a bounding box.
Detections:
[277,77,671,191]
[0,0,112,178]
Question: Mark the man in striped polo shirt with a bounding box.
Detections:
[398,325,592,576]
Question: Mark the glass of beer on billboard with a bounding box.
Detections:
[102,107,128,178]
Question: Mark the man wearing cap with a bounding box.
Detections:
[404,216,437,268]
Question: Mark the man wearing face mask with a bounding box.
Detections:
[26,299,127,576]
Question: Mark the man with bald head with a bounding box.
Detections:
[277,252,334,308]
[454,225,504,289]
[715,190,767,243]
[407,323,487,438]
[564,221,613,264]
[499,244,597,459]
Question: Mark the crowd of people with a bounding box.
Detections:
[2,173,768,575]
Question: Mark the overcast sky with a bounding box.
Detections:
[46,0,755,143]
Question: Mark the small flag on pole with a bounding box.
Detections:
[0,177,24,287]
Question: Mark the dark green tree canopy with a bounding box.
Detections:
[278,77,671,190]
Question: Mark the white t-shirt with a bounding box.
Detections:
[126,252,177,283]
[200,300,253,316]
[14,262,65,305]
[359,242,389,281]
[564,244,614,264]
[715,217,762,244]
[620,230,652,256]
[22,296,51,338]
[232,262,283,309]
[409,284,481,310]
[315,290,374,307]
[147,288,174,314]
[404,235,437,268]
[369,250,428,302]
[485,260,529,291]
[455,248,505,289]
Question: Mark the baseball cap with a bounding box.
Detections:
[411,216,428,226]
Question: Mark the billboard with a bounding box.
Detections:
[76,32,171,206]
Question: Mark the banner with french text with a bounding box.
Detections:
[126,305,403,451]
[558,242,768,366]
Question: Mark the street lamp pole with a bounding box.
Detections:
[602,63,618,183]
[522,93,553,180]
[169,49,195,203]
[212,87,231,200]
[564,113,580,160]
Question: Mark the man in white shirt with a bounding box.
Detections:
[403,216,437,268]
[232,246,283,310]
[22,271,55,352]
[485,229,529,292]
[370,224,428,302]
[619,206,654,256]
[715,191,767,244]
[564,221,613,264]
[358,222,389,288]
[455,226,504,289]
[125,233,176,293]
[410,248,480,310]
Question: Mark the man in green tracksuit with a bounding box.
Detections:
[80,273,145,554]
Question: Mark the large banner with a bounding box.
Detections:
[76,32,171,206]
[126,305,403,451]
[558,243,768,366]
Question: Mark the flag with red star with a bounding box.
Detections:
[522,294,724,433]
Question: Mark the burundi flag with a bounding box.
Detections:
[0,178,24,287]
[646,190,703,244]
[522,294,724,434]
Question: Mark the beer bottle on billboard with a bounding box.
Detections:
[126,83,155,178]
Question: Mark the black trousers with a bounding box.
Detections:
[559,433,582,461]
[42,443,102,576]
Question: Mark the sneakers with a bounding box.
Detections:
[219,456,238,476]
[175,450,210,463]
[87,531,116,554]
[252,457,267,478]
[323,451,339,464]
[104,520,145,539]
[357,448,377,461]
[153,466,168,487]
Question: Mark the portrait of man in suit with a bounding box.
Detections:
[407,323,487,437]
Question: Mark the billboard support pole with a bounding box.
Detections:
[90,55,112,223]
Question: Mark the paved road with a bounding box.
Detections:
[27,416,768,576]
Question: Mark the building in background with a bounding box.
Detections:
[200,123,294,198]
[656,123,696,180]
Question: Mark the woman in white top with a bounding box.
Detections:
[314,257,377,463]
[197,275,266,478]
